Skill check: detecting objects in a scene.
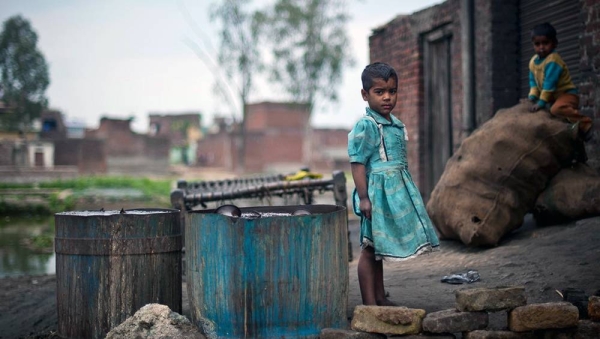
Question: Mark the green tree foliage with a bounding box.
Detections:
[210,0,265,170]
[262,0,354,112]
[0,15,50,131]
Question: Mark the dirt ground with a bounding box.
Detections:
[1,213,599,338]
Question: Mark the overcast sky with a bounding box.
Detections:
[0,0,443,133]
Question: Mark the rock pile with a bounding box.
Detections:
[105,304,205,339]
[322,286,600,338]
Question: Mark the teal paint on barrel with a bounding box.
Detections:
[55,209,182,339]
[186,205,349,338]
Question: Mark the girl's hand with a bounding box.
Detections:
[359,198,372,220]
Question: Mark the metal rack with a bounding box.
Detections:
[170,170,353,260]
[170,170,348,211]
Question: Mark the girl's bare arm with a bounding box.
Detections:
[351,162,371,219]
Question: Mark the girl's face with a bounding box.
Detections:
[361,77,398,119]
[532,35,556,59]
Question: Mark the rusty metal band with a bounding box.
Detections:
[54,235,182,255]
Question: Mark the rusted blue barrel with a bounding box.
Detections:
[186,204,349,338]
[55,209,182,339]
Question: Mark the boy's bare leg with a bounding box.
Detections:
[551,93,593,135]
[357,247,377,305]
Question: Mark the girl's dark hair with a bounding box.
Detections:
[531,22,557,43]
[361,62,398,91]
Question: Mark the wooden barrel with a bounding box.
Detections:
[186,205,349,338]
[55,209,182,339]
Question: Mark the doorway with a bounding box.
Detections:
[423,26,453,201]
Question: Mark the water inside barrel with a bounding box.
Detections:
[56,210,174,216]
[240,211,311,218]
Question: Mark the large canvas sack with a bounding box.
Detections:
[426,100,579,246]
[533,163,600,225]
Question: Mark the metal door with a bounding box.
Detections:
[520,0,582,97]
[423,26,453,201]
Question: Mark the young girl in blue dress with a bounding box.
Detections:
[348,62,440,306]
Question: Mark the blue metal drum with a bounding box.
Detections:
[185,205,349,338]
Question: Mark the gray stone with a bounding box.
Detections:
[540,319,600,338]
[456,286,527,312]
[105,303,205,339]
[390,335,456,338]
[320,328,386,338]
[589,296,600,321]
[422,308,488,333]
[508,302,579,332]
[463,330,535,338]
[350,305,426,335]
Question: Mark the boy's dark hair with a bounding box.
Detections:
[531,22,557,43]
[361,62,398,91]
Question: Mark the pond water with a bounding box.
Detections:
[0,216,55,278]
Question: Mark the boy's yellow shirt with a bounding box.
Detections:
[529,52,576,103]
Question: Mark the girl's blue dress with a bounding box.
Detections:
[348,107,440,260]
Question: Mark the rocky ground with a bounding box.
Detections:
[1,214,599,338]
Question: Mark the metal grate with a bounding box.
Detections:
[519,0,582,98]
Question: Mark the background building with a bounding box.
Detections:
[368,0,599,200]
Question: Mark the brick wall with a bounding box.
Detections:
[369,1,461,190]
[53,139,79,166]
[54,139,107,174]
[245,102,310,131]
[368,0,523,192]
[148,113,202,148]
[197,132,234,169]
[0,141,12,165]
[310,128,351,172]
[197,121,350,173]
[242,102,311,173]
[580,0,600,170]
[244,130,306,173]
[78,139,107,174]
[86,118,145,156]
[84,117,170,174]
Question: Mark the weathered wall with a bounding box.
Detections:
[85,118,170,175]
[243,102,311,173]
[86,118,146,157]
[0,141,12,166]
[579,0,600,170]
[196,132,234,169]
[54,139,107,174]
[310,128,351,172]
[368,1,462,190]
[367,0,600,193]
[487,0,521,118]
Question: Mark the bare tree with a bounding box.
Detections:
[210,0,265,172]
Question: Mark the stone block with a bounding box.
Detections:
[508,302,579,332]
[320,328,386,339]
[463,330,535,338]
[397,335,456,339]
[422,309,488,333]
[539,319,600,338]
[588,296,600,321]
[456,286,527,312]
[350,305,426,335]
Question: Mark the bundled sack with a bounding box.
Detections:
[426,100,579,246]
[533,163,600,226]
